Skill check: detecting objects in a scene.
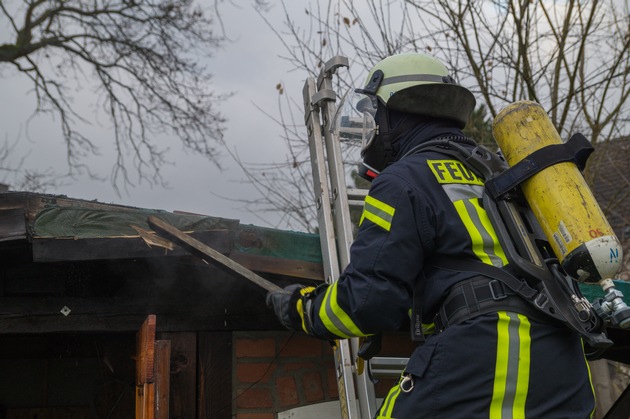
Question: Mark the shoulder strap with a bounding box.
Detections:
[403,133,594,198]
[484,133,593,199]
[400,136,508,181]
[399,135,474,160]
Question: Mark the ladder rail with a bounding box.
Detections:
[303,76,361,419]
[316,62,355,269]
[316,59,378,418]
[303,79,341,283]
[304,56,411,418]
[303,56,378,419]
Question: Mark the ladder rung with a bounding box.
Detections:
[347,188,368,201]
[368,356,409,379]
[348,200,365,208]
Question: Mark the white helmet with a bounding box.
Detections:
[359,52,475,128]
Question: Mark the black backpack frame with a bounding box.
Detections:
[404,135,612,351]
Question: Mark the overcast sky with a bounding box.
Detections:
[0,2,316,230]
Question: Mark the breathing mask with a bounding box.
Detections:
[332,87,391,181]
[333,90,377,153]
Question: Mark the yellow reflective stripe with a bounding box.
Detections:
[422,322,436,335]
[361,195,395,231]
[366,195,395,216]
[297,287,316,334]
[582,340,596,419]
[491,312,510,417]
[377,376,403,418]
[513,314,531,418]
[490,312,531,419]
[363,211,391,231]
[454,200,492,264]
[453,198,507,266]
[470,198,509,265]
[318,282,365,338]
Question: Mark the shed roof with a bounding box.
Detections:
[0,191,629,363]
[0,192,323,335]
[1,190,628,305]
[0,191,323,279]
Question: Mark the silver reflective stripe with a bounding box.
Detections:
[319,283,364,338]
[442,183,507,267]
[441,183,485,202]
[460,199,506,267]
[380,74,447,86]
[323,301,355,337]
[501,312,522,416]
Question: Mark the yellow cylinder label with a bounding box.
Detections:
[492,101,617,265]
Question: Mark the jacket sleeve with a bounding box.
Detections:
[308,171,434,340]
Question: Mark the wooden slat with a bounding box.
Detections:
[3,407,92,418]
[148,216,281,292]
[198,331,232,419]
[32,230,230,262]
[136,315,156,419]
[140,382,156,419]
[162,332,196,419]
[155,340,171,419]
[0,208,26,241]
[230,251,324,280]
[136,315,156,385]
[0,296,279,333]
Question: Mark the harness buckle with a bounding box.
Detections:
[534,292,550,309]
[489,280,508,300]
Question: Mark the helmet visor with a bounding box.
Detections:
[332,89,377,154]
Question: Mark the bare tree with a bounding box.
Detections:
[404,0,630,275]
[219,80,317,230]
[407,0,630,143]
[241,1,630,274]
[0,0,227,192]
[236,2,424,231]
[0,131,69,192]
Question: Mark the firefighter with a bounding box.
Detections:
[267,53,595,418]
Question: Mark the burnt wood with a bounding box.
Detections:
[0,296,280,333]
[0,208,26,240]
[31,230,231,262]
[230,251,324,280]
[155,339,171,419]
[163,332,196,419]
[0,255,290,333]
[148,216,282,292]
[198,331,232,419]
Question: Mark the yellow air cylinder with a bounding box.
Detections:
[492,100,622,283]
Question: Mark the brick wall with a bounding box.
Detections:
[233,331,415,418]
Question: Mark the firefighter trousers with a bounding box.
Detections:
[375,311,595,419]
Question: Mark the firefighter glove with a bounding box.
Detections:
[266,284,316,333]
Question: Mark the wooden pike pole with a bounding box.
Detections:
[147,216,282,292]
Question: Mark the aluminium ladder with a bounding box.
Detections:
[302,56,407,419]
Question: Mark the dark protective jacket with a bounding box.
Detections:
[307,119,595,418]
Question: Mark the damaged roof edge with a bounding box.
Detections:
[1,191,628,300]
[0,191,324,280]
